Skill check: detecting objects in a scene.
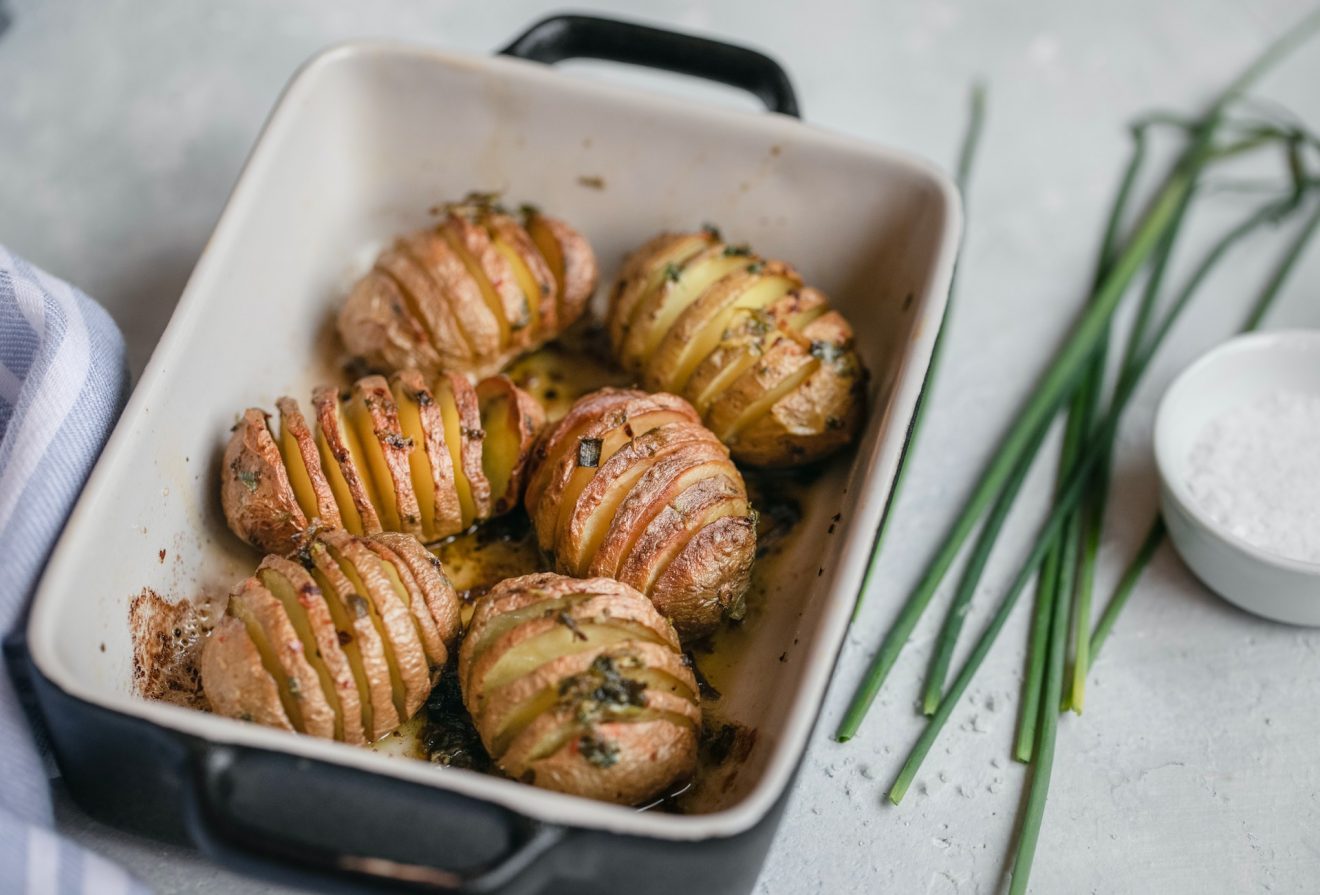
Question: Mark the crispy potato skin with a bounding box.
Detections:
[605,232,867,466]
[523,389,755,638]
[221,409,307,552]
[460,574,698,805]
[201,531,461,745]
[338,203,597,379]
[221,373,541,553]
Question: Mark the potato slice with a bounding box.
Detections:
[200,615,294,732]
[275,397,342,531]
[460,574,679,696]
[498,688,699,806]
[477,642,697,756]
[257,556,365,745]
[484,212,554,343]
[379,240,479,368]
[321,530,429,722]
[476,375,545,515]
[608,232,715,354]
[588,439,737,583]
[306,538,399,741]
[524,389,637,512]
[433,372,490,529]
[617,245,750,372]
[346,376,422,537]
[358,537,447,668]
[389,370,464,539]
[221,409,308,552]
[557,422,722,576]
[524,212,597,332]
[402,226,499,364]
[336,269,445,377]
[228,578,336,739]
[684,289,829,416]
[528,391,697,552]
[647,263,800,394]
[370,532,461,648]
[441,212,532,354]
[725,311,865,466]
[311,386,380,536]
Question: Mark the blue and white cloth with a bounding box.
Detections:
[0,247,146,892]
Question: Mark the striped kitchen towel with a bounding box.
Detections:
[0,246,146,892]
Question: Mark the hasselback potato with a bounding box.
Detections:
[201,530,461,743]
[460,573,699,805]
[339,198,598,380]
[524,388,755,638]
[606,230,866,467]
[222,372,543,554]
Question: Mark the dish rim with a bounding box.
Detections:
[26,38,963,842]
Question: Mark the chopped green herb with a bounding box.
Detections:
[236,470,260,492]
[577,437,603,467]
[745,262,765,275]
[663,262,682,283]
[578,734,620,768]
[723,244,752,257]
[809,340,845,363]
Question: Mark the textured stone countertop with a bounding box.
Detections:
[4,1,1319,892]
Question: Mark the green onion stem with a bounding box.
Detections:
[851,84,987,621]
[920,418,1052,715]
[1007,518,1073,895]
[836,162,1195,742]
[1088,517,1165,662]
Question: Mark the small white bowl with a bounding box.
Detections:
[1154,329,1320,626]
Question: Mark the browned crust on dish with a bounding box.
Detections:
[221,408,307,553]
[200,615,294,732]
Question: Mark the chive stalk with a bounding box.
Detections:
[851,84,986,621]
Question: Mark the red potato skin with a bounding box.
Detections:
[221,408,307,553]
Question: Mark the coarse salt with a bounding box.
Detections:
[1185,389,1320,565]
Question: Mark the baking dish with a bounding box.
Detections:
[23,14,960,893]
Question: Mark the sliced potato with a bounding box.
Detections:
[605,232,868,466]
[477,374,545,515]
[433,372,491,529]
[459,573,698,805]
[359,537,447,668]
[320,530,429,722]
[200,615,294,732]
[227,577,336,738]
[482,211,553,343]
[257,556,365,745]
[305,537,399,741]
[311,386,381,536]
[376,242,475,370]
[346,376,423,537]
[617,245,752,373]
[221,409,307,552]
[524,211,597,331]
[400,227,500,364]
[275,397,342,531]
[336,270,444,377]
[608,232,716,355]
[524,388,637,513]
[441,212,530,355]
[370,531,462,648]
[390,370,464,539]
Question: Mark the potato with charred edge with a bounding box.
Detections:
[524,388,756,638]
[339,197,598,380]
[605,230,866,467]
[221,372,543,554]
[460,573,699,805]
[200,530,461,744]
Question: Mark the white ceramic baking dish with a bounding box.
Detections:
[25,15,960,893]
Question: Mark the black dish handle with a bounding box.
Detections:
[499,13,801,118]
[182,744,564,894]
